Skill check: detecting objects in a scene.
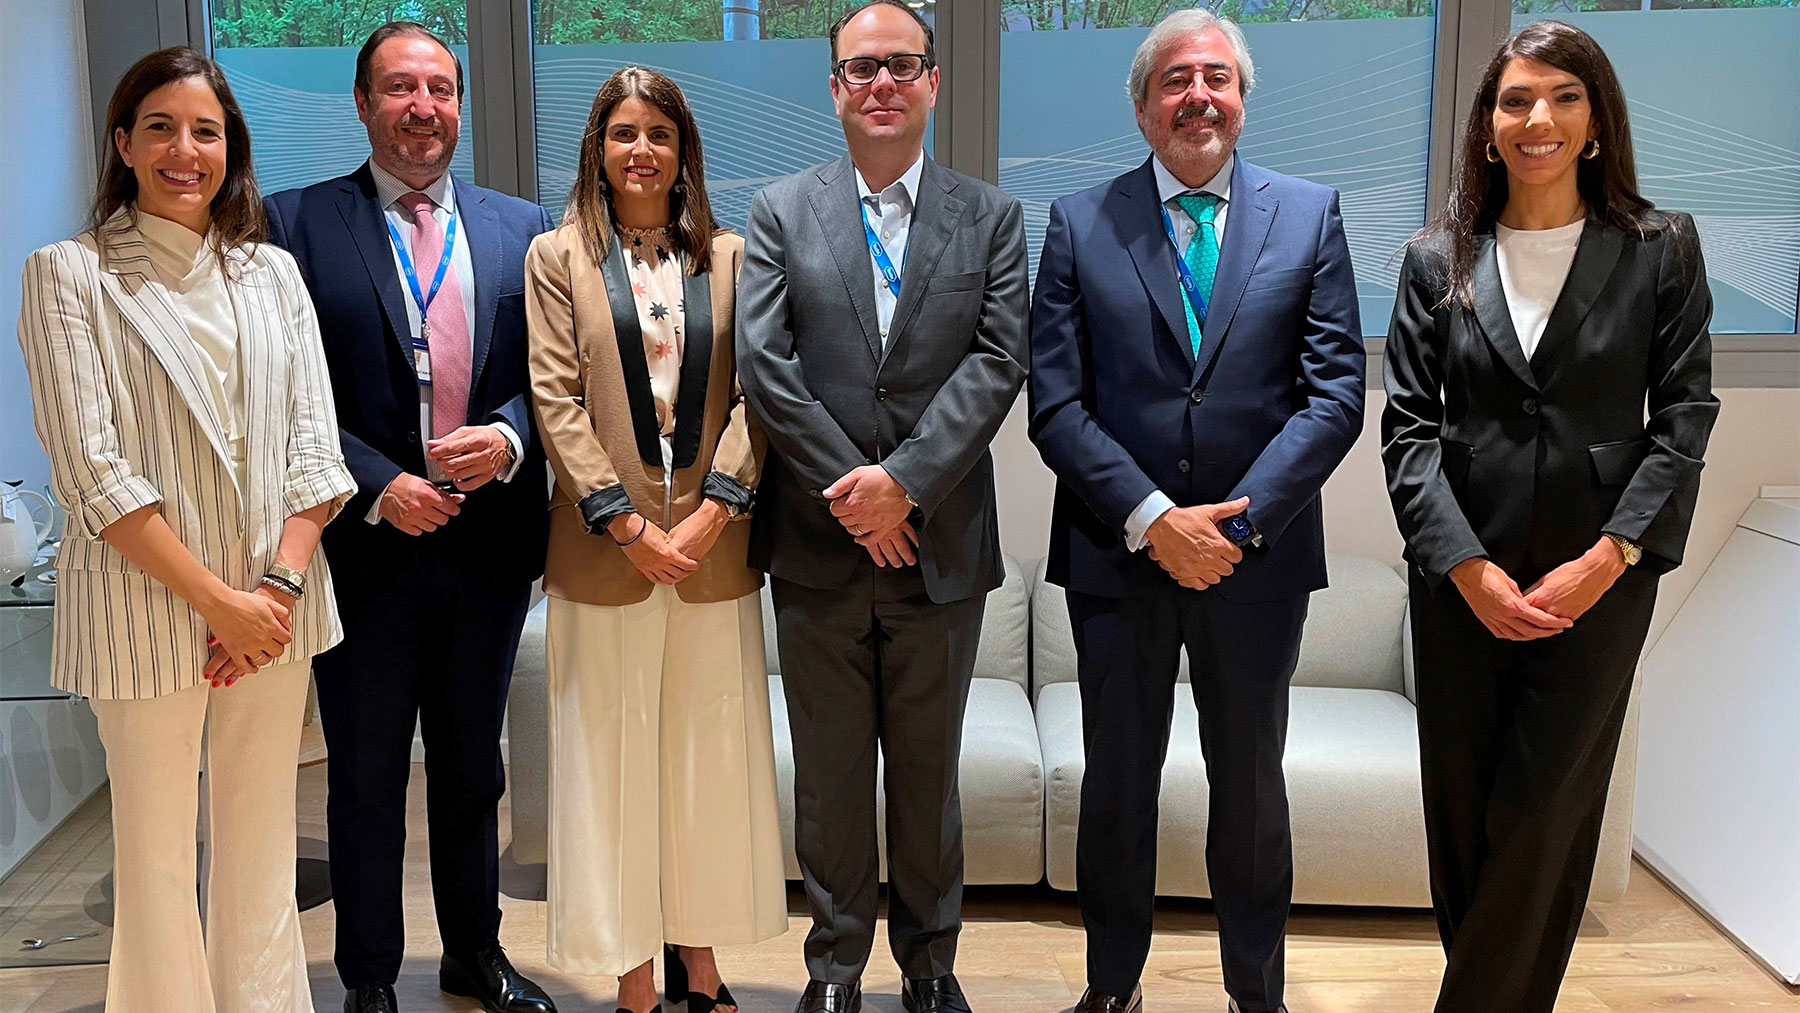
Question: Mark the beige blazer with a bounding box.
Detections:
[526,224,763,606]
[16,208,357,700]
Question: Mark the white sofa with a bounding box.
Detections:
[507,552,1637,906]
[1030,553,1638,906]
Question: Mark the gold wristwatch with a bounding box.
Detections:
[1606,534,1642,567]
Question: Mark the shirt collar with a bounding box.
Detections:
[369,159,456,214]
[1153,152,1234,207]
[856,149,927,211]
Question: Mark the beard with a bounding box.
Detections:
[1154,102,1242,166]
[377,118,457,177]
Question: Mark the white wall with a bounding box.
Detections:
[0,0,94,493]
[994,385,1800,647]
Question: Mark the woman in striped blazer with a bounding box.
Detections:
[16,48,354,1012]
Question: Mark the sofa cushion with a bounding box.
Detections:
[770,675,1045,885]
[763,555,1032,693]
[1032,555,1407,694]
[1039,682,1431,907]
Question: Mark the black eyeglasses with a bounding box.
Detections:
[834,53,933,86]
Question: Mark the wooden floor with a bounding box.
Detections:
[2,763,1794,1013]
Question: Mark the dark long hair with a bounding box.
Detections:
[566,67,717,274]
[1414,21,1667,308]
[92,47,265,255]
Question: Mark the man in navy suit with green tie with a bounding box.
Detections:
[1027,10,1365,1013]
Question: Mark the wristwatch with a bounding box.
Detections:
[262,562,307,599]
[1218,512,1265,552]
[1606,533,1642,567]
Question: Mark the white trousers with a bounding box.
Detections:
[88,660,314,1013]
[545,588,788,976]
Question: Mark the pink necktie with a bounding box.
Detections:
[399,191,470,439]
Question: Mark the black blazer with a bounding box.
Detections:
[1382,214,1719,592]
[736,156,1030,604]
[265,164,555,587]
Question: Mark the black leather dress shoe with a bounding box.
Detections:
[902,974,972,1013]
[344,984,398,1013]
[794,980,862,1013]
[1074,985,1143,1013]
[440,942,558,1012]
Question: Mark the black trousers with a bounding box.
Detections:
[1410,565,1657,1013]
[1066,587,1308,1011]
[312,550,532,988]
[771,561,985,985]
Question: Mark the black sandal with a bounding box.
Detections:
[664,943,738,1013]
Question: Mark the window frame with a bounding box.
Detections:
[77,0,1798,383]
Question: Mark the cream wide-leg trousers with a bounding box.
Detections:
[545,587,788,976]
[87,659,314,1013]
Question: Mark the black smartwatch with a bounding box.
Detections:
[1218,511,1266,552]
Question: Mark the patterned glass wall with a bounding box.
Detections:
[1001,10,1438,334]
[213,4,477,196]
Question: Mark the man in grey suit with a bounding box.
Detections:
[736,3,1028,1011]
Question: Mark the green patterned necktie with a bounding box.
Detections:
[1173,192,1222,356]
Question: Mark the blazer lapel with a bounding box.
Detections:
[336,165,416,370]
[1472,235,1539,390]
[1118,159,1197,369]
[670,255,715,470]
[1193,157,1274,382]
[881,158,968,365]
[598,235,667,466]
[93,212,237,479]
[808,158,884,361]
[457,176,503,398]
[228,246,277,529]
[1529,221,1623,381]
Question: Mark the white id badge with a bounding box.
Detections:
[411,336,433,385]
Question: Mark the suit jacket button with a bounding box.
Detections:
[1177,459,1191,473]
[877,387,888,401]
[1190,388,1205,403]
[407,430,419,442]
[810,489,825,500]
[1522,397,1539,415]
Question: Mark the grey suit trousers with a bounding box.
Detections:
[771,562,986,984]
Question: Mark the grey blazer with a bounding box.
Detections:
[16,209,356,700]
[737,155,1029,604]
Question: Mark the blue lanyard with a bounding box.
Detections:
[384,202,458,330]
[1159,202,1211,322]
[861,200,904,299]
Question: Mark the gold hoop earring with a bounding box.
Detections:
[1485,142,1501,163]
[1583,139,1601,160]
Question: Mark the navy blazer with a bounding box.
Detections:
[264,163,553,586]
[1029,156,1365,602]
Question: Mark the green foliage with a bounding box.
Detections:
[213,0,469,48]
[211,0,1797,48]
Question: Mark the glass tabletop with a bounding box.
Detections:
[2,557,57,608]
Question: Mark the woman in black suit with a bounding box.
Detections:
[1382,20,1717,1013]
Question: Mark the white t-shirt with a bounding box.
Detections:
[1495,219,1585,361]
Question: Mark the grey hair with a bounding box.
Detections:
[1126,8,1256,105]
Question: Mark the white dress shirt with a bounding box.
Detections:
[1495,219,1584,362]
[1124,153,1236,552]
[856,150,926,352]
[365,161,522,523]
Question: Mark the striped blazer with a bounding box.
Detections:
[16,208,357,700]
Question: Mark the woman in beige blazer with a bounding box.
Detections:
[16,48,353,1012]
[525,67,784,1013]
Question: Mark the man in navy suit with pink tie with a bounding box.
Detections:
[1027,10,1365,1013]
